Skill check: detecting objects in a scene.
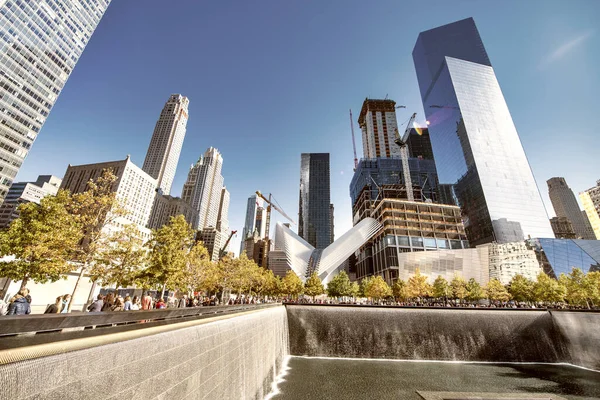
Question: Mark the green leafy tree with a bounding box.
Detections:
[466,278,485,302]
[508,274,534,303]
[326,271,352,297]
[451,275,468,304]
[406,268,432,300]
[282,270,303,298]
[432,276,451,304]
[90,223,147,291]
[363,275,392,300]
[0,190,81,289]
[348,281,360,298]
[144,215,195,297]
[559,268,589,307]
[533,272,565,304]
[583,271,600,307]
[304,271,325,299]
[392,279,409,302]
[359,276,372,297]
[182,241,216,294]
[485,278,511,303]
[66,169,125,311]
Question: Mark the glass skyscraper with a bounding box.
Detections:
[298,153,332,249]
[412,17,554,246]
[0,0,111,202]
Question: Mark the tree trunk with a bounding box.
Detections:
[19,275,29,290]
[68,262,87,312]
[160,282,166,299]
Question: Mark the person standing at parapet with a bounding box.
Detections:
[87,294,104,312]
[7,289,31,315]
[141,292,153,310]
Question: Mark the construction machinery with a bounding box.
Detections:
[255,191,296,268]
[393,112,417,202]
[218,230,237,260]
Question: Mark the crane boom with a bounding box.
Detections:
[394,112,417,202]
[349,109,358,170]
[218,230,237,260]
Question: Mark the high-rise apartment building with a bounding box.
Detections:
[547,177,594,239]
[0,0,111,202]
[0,175,61,228]
[181,147,224,230]
[358,99,400,159]
[60,156,156,239]
[413,17,554,245]
[298,153,332,249]
[580,180,600,240]
[142,94,189,195]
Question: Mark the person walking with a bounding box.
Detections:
[7,289,31,315]
[45,296,63,314]
[61,294,71,313]
[87,294,104,312]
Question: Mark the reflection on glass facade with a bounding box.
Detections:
[298,153,332,249]
[0,0,112,202]
[528,238,600,278]
[412,17,554,246]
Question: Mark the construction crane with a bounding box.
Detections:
[218,230,237,260]
[394,112,417,202]
[255,191,296,268]
[349,109,358,171]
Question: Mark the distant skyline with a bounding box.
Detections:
[14,0,600,254]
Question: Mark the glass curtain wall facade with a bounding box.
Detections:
[0,0,111,201]
[298,153,332,249]
[412,17,554,246]
[528,238,600,278]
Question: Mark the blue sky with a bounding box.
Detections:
[16,0,600,254]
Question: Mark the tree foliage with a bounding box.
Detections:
[432,276,451,300]
[282,270,303,298]
[466,278,485,302]
[392,279,409,301]
[485,278,511,302]
[406,268,432,299]
[559,268,589,307]
[508,274,534,303]
[304,271,325,299]
[0,190,81,288]
[533,272,566,304]
[451,275,468,302]
[326,271,353,297]
[363,275,392,300]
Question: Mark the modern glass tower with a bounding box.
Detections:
[298,153,332,249]
[0,0,112,202]
[412,17,554,245]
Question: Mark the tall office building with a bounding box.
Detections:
[216,187,230,234]
[181,147,224,230]
[147,195,194,230]
[412,17,554,245]
[0,0,111,202]
[358,99,400,159]
[0,175,61,228]
[298,153,332,249]
[580,180,600,240]
[142,94,189,195]
[240,194,264,254]
[547,177,594,239]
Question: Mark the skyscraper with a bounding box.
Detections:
[217,187,230,234]
[547,177,595,239]
[181,147,224,230]
[580,180,600,240]
[142,94,189,195]
[412,17,554,245]
[240,194,264,255]
[0,0,111,202]
[298,153,332,249]
[358,99,400,159]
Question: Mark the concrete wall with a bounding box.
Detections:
[552,310,600,371]
[0,306,288,400]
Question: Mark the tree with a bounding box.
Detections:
[181,241,217,294]
[348,281,360,298]
[451,275,468,304]
[363,275,392,300]
[326,271,352,297]
[304,271,325,299]
[432,276,451,304]
[583,271,600,307]
[359,276,372,297]
[508,274,534,303]
[466,278,485,302]
[533,272,565,304]
[406,268,432,300]
[144,215,195,297]
[282,270,303,298]
[90,223,147,291]
[559,268,589,307]
[392,279,409,302]
[66,169,125,311]
[485,278,511,303]
[0,190,81,289]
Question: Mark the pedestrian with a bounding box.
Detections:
[101,293,115,312]
[155,297,166,309]
[167,293,177,308]
[45,296,63,314]
[61,294,71,313]
[0,290,8,316]
[178,295,187,308]
[7,289,31,315]
[87,294,104,312]
[123,295,132,311]
[141,292,153,310]
[111,296,125,311]
[131,296,140,310]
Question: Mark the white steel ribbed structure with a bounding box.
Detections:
[274,217,382,284]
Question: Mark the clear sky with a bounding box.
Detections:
[16,0,600,254]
